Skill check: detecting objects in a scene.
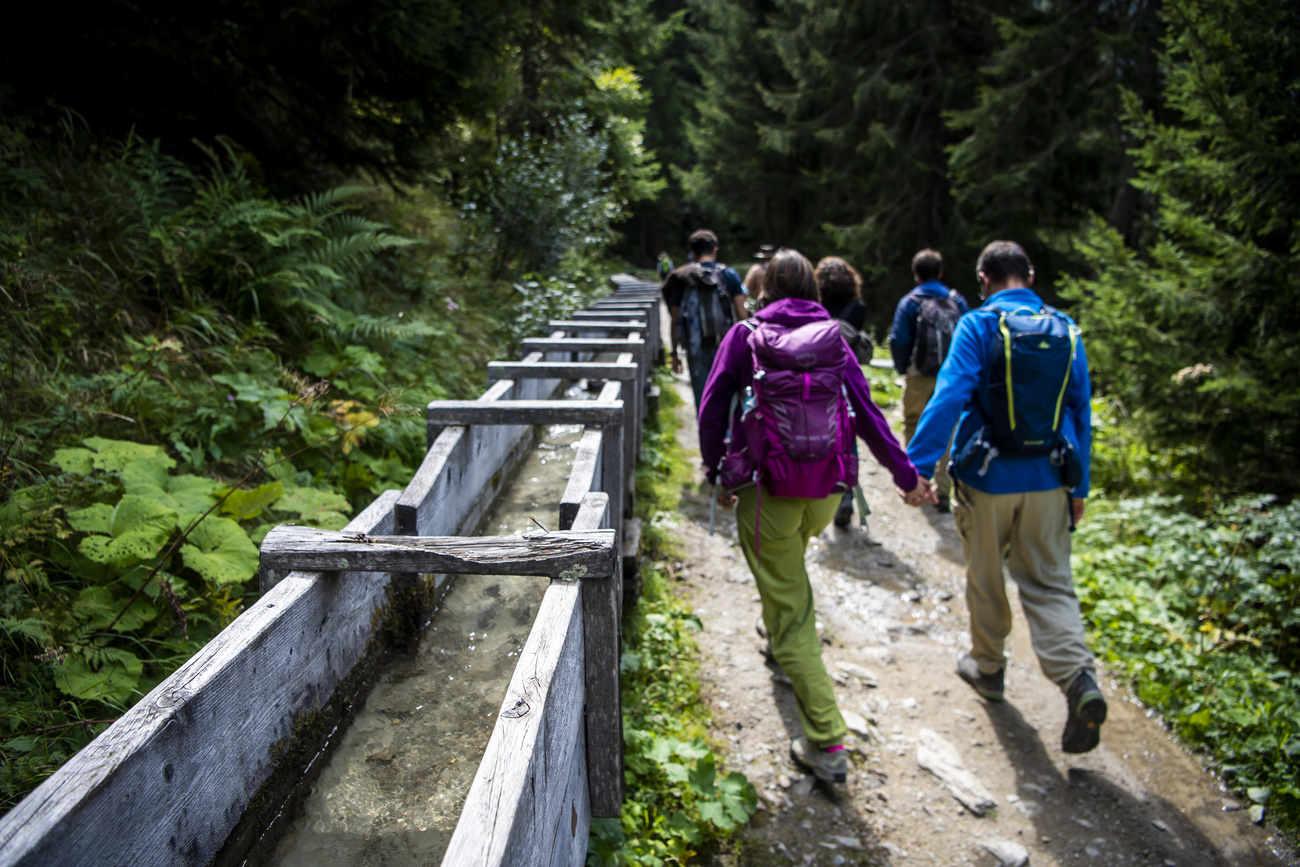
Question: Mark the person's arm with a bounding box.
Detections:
[669,306,682,373]
[842,357,921,494]
[888,295,917,374]
[1067,335,1092,520]
[698,325,751,481]
[906,315,985,477]
[726,267,749,321]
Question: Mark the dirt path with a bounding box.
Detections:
[664,378,1294,867]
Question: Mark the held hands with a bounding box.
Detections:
[1073,497,1086,525]
[670,352,683,375]
[716,488,737,510]
[899,477,939,507]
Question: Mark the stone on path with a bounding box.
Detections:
[860,646,896,666]
[980,839,1030,866]
[841,709,872,738]
[792,775,816,796]
[837,661,879,685]
[916,728,998,816]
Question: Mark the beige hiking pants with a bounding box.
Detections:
[951,483,1095,691]
[902,370,950,497]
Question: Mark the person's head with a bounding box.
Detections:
[975,240,1034,298]
[911,248,943,284]
[756,248,817,310]
[754,244,776,261]
[688,229,719,261]
[744,262,768,296]
[814,256,862,308]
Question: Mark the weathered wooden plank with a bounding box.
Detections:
[549,722,590,867]
[0,495,403,867]
[521,337,645,358]
[424,399,624,427]
[259,526,617,579]
[441,580,586,867]
[486,361,640,383]
[570,310,647,320]
[579,490,624,817]
[570,492,610,534]
[559,429,605,531]
[547,320,646,333]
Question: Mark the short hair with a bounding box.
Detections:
[814,256,862,308]
[744,262,768,296]
[756,248,817,310]
[688,229,719,258]
[976,240,1032,285]
[911,248,943,282]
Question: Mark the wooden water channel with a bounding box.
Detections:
[0,276,665,867]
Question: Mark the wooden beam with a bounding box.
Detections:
[547,320,646,333]
[425,399,623,427]
[559,430,604,531]
[521,337,645,357]
[259,526,617,580]
[486,361,639,383]
[570,492,610,533]
[442,581,587,866]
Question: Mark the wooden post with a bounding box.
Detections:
[559,429,604,531]
[570,492,624,817]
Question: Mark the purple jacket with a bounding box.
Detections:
[698,298,920,493]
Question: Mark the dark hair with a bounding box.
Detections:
[814,256,862,308]
[975,240,1032,285]
[911,248,943,282]
[756,248,817,310]
[688,229,719,258]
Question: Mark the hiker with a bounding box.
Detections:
[656,250,675,281]
[662,229,750,410]
[698,249,936,782]
[814,256,874,529]
[888,248,970,511]
[907,240,1106,754]
[744,244,776,293]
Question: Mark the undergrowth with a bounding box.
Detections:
[1074,496,1300,840]
[588,374,759,866]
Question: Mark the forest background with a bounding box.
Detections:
[1,0,1298,852]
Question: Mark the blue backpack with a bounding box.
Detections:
[975,304,1080,458]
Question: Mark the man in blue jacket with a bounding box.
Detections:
[907,240,1106,754]
[888,249,970,510]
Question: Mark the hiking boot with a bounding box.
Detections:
[1062,669,1108,754]
[955,651,1005,701]
[790,736,847,783]
[833,502,853,528]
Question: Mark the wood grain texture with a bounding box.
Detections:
[260,526,617,579]
[559,429,605,531]
[581,507,625,816]
[0,495,402,867]
[441,580,586,867]
[486,361,639,383]
[424,399,623,427]
[570,492,610,533]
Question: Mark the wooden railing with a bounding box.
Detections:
[0,275,664,867]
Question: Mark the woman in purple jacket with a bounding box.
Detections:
[698,249,935,783]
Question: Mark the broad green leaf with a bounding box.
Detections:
[662,762,689,783]
[55,650,142,704]
[697,800,732,830]
[219,481,285,521]
[83,437,175,475]
[67,503,113,535]
[275,486,352,530]
[52,448,94,475]
[181,517,259,585]
[78,496,176,567]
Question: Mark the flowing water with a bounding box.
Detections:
[264,394,593,867]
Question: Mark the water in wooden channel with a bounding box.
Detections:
[262,384,597,866]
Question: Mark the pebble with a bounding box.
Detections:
[1151,819,1168,832]
[837,662,879,686]
[841,709,873,738]
[860,646,896,666]
[900,697,918,710]
[980,839,1030,866]
[1074,818,1094,829]
[828,835,863,850]
[778,774,792,789]
[793,775,815,796]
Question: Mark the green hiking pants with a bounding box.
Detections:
[736,487,846,747]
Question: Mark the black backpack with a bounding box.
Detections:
[911,290,963,375]
[678,263,736,342]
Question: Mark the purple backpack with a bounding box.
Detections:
[717,317,857,499]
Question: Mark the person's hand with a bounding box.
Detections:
[899,477,938,506]
[670,353,683,375]
[1072,497,1086,525]
[716,488,737,510]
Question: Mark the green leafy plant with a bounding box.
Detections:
[1074,496,1300,838]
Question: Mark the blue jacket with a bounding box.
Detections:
[906,288,1092,498]
[888,281,971,374]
